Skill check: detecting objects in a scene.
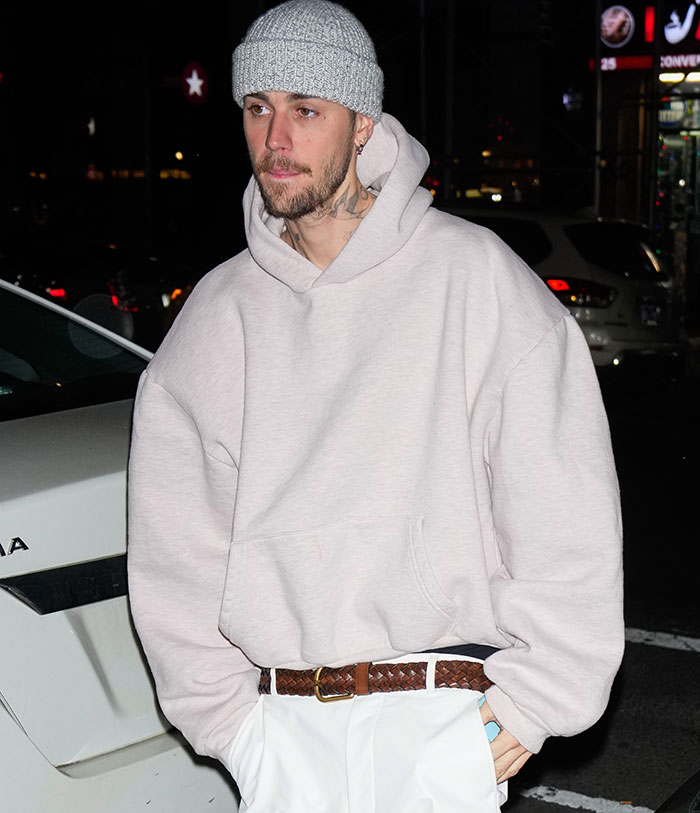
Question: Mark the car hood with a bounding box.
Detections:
[0,401,169,767]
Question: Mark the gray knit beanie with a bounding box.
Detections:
[232,0,383,120]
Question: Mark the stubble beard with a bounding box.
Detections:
[251,129,355,220]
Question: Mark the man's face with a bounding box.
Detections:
[243,91,358,219]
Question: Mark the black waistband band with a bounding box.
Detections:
[424,643,500,660]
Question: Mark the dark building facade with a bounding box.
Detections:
[595,0,700,324]
[10,0,698,320]
[0,0,594,258]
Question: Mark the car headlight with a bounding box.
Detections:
[545,277,617,308]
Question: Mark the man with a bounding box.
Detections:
[127,2,624,811]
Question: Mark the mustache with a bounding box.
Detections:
[255,154,312,176]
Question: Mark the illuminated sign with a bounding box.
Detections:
[597,55,654,70]
[595,3,700,70]
[662,2,700,45]
[657,96,700,128]
[660,52,700,67]
[658,98,687,126]
[600,2,700,50]
[181,61,209,105]
[601,6,636,48]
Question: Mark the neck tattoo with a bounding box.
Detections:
[282,227,307,257]
[280,184,375,258]
[329,183,374,220]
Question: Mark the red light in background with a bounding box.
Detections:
[47,288,67,300]
[589,55,653,71]
[626,56,653,69]
[546,279,570,292]
[645,6,655,42]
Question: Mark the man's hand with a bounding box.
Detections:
[479,698,533,781]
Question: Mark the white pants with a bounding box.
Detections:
[227,655,507,813]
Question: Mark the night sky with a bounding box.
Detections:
[0,1,596,259]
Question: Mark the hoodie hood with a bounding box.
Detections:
[242,114,433,292]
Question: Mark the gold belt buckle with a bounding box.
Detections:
[313,666,354,703]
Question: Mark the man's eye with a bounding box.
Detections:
[297,107,316,118]
[248,104,269,116]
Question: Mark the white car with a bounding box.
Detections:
[0,279,239,812]
[439,207,686,369]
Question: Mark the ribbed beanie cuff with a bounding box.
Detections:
[232,0,383,121]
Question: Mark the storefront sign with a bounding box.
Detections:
[658,98,687,126]
[660,52,700,67]
[596,2,700,70]
[601,5,637,48]
[661,2,700,46]
[658,96,700,127]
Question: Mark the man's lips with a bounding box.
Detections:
[267,168,301,179]
[256,156,312,179]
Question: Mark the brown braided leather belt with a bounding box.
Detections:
[259,660,493,703]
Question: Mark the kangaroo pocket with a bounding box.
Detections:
[220,516,457,666]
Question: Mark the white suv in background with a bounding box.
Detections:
[0,279,239,812]
[440,207,686,371]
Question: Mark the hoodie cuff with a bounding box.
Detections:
[483,684,548,754]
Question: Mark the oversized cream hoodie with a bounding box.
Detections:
[127,114,624,764]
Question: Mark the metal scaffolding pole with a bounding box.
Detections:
[594,0,602,218]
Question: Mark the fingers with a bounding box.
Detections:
[478,699,534,781]
[490,726,520,758]
[493,742,533,781]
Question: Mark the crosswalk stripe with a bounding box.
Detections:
[517,626,697,813]
[625,627,700,653]
[520,786,653,813]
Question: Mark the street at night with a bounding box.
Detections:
[506,370,700,813]
[1,1,699,811]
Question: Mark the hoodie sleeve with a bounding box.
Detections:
[127,370,259,764]
[482,314,625,754]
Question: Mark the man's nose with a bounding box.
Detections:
[265,113,292,152]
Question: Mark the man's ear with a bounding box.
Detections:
[355,113,375,148]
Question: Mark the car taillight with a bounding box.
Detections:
[545,277,617,308]
[46,287,67,300]
[108,282,139,312]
